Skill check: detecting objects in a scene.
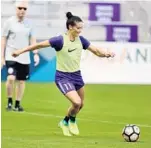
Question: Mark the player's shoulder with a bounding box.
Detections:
[55,34,64,40]
[79,35,84,38]
[49,34,63,42]
[79,35,89,41]
[79,35,88,40]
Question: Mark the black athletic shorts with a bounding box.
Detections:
[5,61,30,80]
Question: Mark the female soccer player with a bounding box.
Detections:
[12,12,115,136]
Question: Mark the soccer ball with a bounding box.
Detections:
[122,124,140,142]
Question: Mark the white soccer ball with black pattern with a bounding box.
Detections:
[122,124,140,142]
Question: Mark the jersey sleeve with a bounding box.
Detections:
[79,36,90,50]
[2,19,10,37]
[49,35,63,51]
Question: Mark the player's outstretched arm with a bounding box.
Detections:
[12,40,51,57]
[88,45,115,58]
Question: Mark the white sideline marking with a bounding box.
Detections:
[21,111,151,128]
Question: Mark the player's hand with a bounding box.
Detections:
[34,53,40,66]
[1,57,5,69]
[105,52,115,58]
[12,50,21,57]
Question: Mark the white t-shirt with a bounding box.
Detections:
[2,16,35,64]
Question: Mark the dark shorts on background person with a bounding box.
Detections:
[55,70,85,95]
[5,61,30,80]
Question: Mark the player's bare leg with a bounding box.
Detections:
[77,87,85,112]
[61,87,84,136]
[6,75,15,110]
[13,80,25,111]
[65,91,81,135]
[59,90,81,136]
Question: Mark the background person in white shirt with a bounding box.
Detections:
[1,0,40,111]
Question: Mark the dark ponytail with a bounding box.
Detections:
[66,12,73,20]
[66,12,83,29]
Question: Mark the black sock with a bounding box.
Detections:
[63,116,70,123]
[69,115,76,122]
[15,100,20,108]
[8,97,13,106]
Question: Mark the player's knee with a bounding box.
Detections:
[18,80,25,85]
[73,100,81,109]
[7,75,15,84]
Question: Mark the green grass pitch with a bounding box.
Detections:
[1,83,151,148]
